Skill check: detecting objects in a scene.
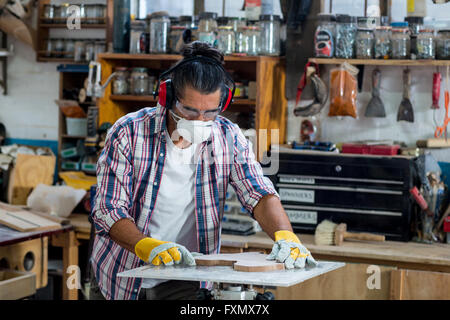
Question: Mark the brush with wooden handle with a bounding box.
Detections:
[314,220,385,246]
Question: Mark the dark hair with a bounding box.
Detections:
[171,41,227,101]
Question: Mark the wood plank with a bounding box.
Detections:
[0,208,61,232]
[309,58,450,67]
[68,213,91,234]
[390,269,450,300]
[195,252,284,272]
[276,263,396,300]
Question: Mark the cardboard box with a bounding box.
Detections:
[0,270,36,300]
[7,146,56,205]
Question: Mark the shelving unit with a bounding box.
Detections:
[309,58,450,67]
[97,53,288,159]
[36,0,109,63]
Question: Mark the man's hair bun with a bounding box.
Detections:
[181,41,224,65]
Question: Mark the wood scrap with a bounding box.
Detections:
[0,207,61,232]
[195,252,284,272]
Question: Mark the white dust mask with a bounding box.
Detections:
[169,110,213,144]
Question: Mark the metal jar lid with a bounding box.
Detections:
[132,67,148,73]
[405,16,424,25]
[336,14,355,24]
[259,14,281,22]
[150,11,169,19]
[199,12,218,20]
[315,13,336,22]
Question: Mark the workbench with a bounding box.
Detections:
[0,224,79,300]
[221,232,450,300]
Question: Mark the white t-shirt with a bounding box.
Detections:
[141,130,199,289]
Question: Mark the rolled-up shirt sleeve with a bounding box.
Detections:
[91,123,135,236]
[229,125,279,218]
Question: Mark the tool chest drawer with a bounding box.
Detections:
[265,152,420,241]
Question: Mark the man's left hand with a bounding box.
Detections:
[267,230,318,269]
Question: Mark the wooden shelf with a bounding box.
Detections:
[309,58,450,67]
[98,53,282,62]
[40,23,106,29]
[110,95,155,102]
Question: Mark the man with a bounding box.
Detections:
[90,41,317,300]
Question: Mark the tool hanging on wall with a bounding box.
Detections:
[434,66,449,140]
[86,61,117,98]
[397,68,415,123]
[365,68,386,118]
[293,62,328,117]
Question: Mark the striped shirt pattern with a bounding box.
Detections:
[90,104,278,300]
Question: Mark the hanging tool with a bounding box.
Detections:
[86,61,117,98]
[397,68,414,123]
[294,62,328,117]
[435,66,449,140]
[365,68,386,118]
[431,70,441,110]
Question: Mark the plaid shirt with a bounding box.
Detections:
[90,104,278,300]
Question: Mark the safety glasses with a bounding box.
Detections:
[174,100,221,121]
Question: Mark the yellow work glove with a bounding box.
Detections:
[134,238,196,266]
[266,230,318,269]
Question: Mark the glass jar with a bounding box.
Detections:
[95,4,106,24]
[217,26,235,55]
[180,15,196,29]
[357,16,378,30]
[391,23,411,59]
[243,26,260,56]
[112,67,129,95]
[64,39,74,58]
[217,17,229,27]
[437,30,450,60]
[231,18,247,53]
[94,40,105,60]
[234,82,246,98]
[149,11,170,53]
[43,4,54,23]
[169,25,187,53]
[335,14,357,59]
[374,26,391,59]
[355,28,374,59]
[130,67,149,95]
[198,12,218,46]
[43,39,52,57]
[228,17,246,32]
[85,4,96,24]
[85,41,95,61]
[54,38,65,57]
[58,3,69,21]
[130,20,147,54]
[314,14,336,58]
[74,40,85,62]
[259,14,281,56]
[416,28,435,59]
[405,16,424,56]
[148,75,157,96]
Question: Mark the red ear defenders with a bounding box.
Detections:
[153,56,236,112]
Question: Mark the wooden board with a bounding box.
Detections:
[416,138,450,148]
[390,269,450,300]
[68,213,91,234]
[0,208,61,232]
[195,252,284,272]
[275,263,396,300]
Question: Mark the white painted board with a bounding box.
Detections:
[117,261,345,287]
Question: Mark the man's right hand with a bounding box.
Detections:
[134,238,196,266]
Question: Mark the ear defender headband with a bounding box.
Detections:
[153,56,236,112]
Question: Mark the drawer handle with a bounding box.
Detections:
[335,165,342,173]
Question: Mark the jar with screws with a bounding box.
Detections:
[314,14,336,58]
[149,11,171,53]
[169,25,187,53]
[130,67,149,95]
[335,14,357,59]
[405,16,424,56]
[243,26,260,56]
[374,26,391,59]
[437,30,450,60]
[416,28,435,59]
[198,12,218,46]
[43,4,54,23]
[355,28,374,59]
[217,26,235,55]
[391,22,411,59]
[130,20,147,54]
[112,67,129,95]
